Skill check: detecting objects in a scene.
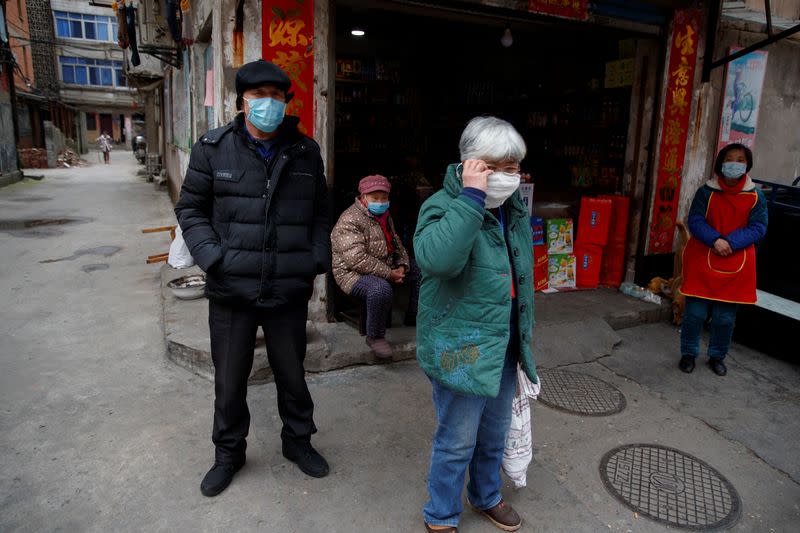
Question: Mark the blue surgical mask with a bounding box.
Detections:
[367,202,390,215]
[245,97,286,133]
[721,161,747,179]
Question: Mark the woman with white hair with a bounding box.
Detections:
[414,116,538,532]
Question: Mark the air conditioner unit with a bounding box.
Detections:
[131,0,182,71]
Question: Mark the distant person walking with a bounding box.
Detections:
[97,132,113,164]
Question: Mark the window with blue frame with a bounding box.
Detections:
[60,56,127,88]
[54,11,118,42]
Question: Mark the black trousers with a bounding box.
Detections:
[208,301,316,465]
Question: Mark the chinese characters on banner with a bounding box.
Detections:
[648,9,702,255]
[528,0,589,21]
[262,0,315,136]
[716,47,768,154]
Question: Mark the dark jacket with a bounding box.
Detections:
[174,115,331,308]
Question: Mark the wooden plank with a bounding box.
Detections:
[142,225,177,234]
[623,38,659,282]
[755,289,800,321]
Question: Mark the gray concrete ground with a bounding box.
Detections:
[1,154,799,532]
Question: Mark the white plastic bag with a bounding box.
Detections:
[502,367,541,488]
[168,226,195,268]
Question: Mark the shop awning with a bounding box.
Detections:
[16,91,50,103]
[702,0,800,80]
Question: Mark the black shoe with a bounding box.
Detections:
[679,355,695,373]
[709,358,727,376]
[282,440,330,478]
[200,461,244,497]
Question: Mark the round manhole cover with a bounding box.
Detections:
[537,370,626,416]
[600,444,741,530]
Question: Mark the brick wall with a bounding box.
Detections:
[25,0,59,94]
[6,0,36,90]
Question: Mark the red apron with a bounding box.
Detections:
[681,185,759,304]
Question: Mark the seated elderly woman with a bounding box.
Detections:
[331,175,420,359]
[414,116,537,533]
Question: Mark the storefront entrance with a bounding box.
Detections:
[330,0,661,320]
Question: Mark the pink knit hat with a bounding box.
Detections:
[358,174,391,194]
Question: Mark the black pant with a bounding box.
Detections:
[209,301,316,465]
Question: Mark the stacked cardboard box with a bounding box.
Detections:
[575,197,612,288]
[531,216,548,291]
[532,195,630,291]
[546,218,575,289]
[597,195,630,287]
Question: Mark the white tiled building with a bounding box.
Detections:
[51,0,139,148]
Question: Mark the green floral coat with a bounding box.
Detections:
[414,163,537,397]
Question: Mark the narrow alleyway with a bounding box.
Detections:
[1,155,799,532]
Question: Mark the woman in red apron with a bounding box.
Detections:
[679,143,768,376]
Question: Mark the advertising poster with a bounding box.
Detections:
[716,48,768,153]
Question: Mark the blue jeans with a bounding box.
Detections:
[423,352,518,527]
[680,296,738,360]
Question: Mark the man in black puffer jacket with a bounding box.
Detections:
[175,60,331,497]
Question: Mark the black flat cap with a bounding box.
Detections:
[235,59,291,96]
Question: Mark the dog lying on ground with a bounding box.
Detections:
[648,222,689,325]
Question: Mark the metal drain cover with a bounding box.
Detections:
[537,369,626,416]
[600,444,741,530]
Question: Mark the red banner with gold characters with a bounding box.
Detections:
[528,0,589,21]
[648,9,702,254]
[262,0,315,137]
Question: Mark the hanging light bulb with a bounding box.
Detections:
[351,28,366,37]
[500,26,513,48]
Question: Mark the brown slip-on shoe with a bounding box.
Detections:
[476,500,521,531]
[424,523,458,533]
[366,336,393,359]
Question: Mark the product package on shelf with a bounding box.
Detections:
[533,244,548,268]
[574,243,604,289]
[546,218,574,254]
[531,217,545,246]
[533,243,549,291]
[519,183,534,216]
[534,262,549,292]
[577,197,613,246]
[548,254,577,289]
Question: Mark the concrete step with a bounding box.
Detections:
[161,265,671,383]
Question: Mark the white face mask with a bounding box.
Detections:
[485,172,521,208]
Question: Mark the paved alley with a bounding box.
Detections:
[1,155,799,532]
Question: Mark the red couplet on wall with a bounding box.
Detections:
[598,194,631,244]
[575,243,604,289]
[648,9,703,254]
[262,1,315,137]
[577,197,613,246]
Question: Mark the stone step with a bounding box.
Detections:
[161,265,671,384]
